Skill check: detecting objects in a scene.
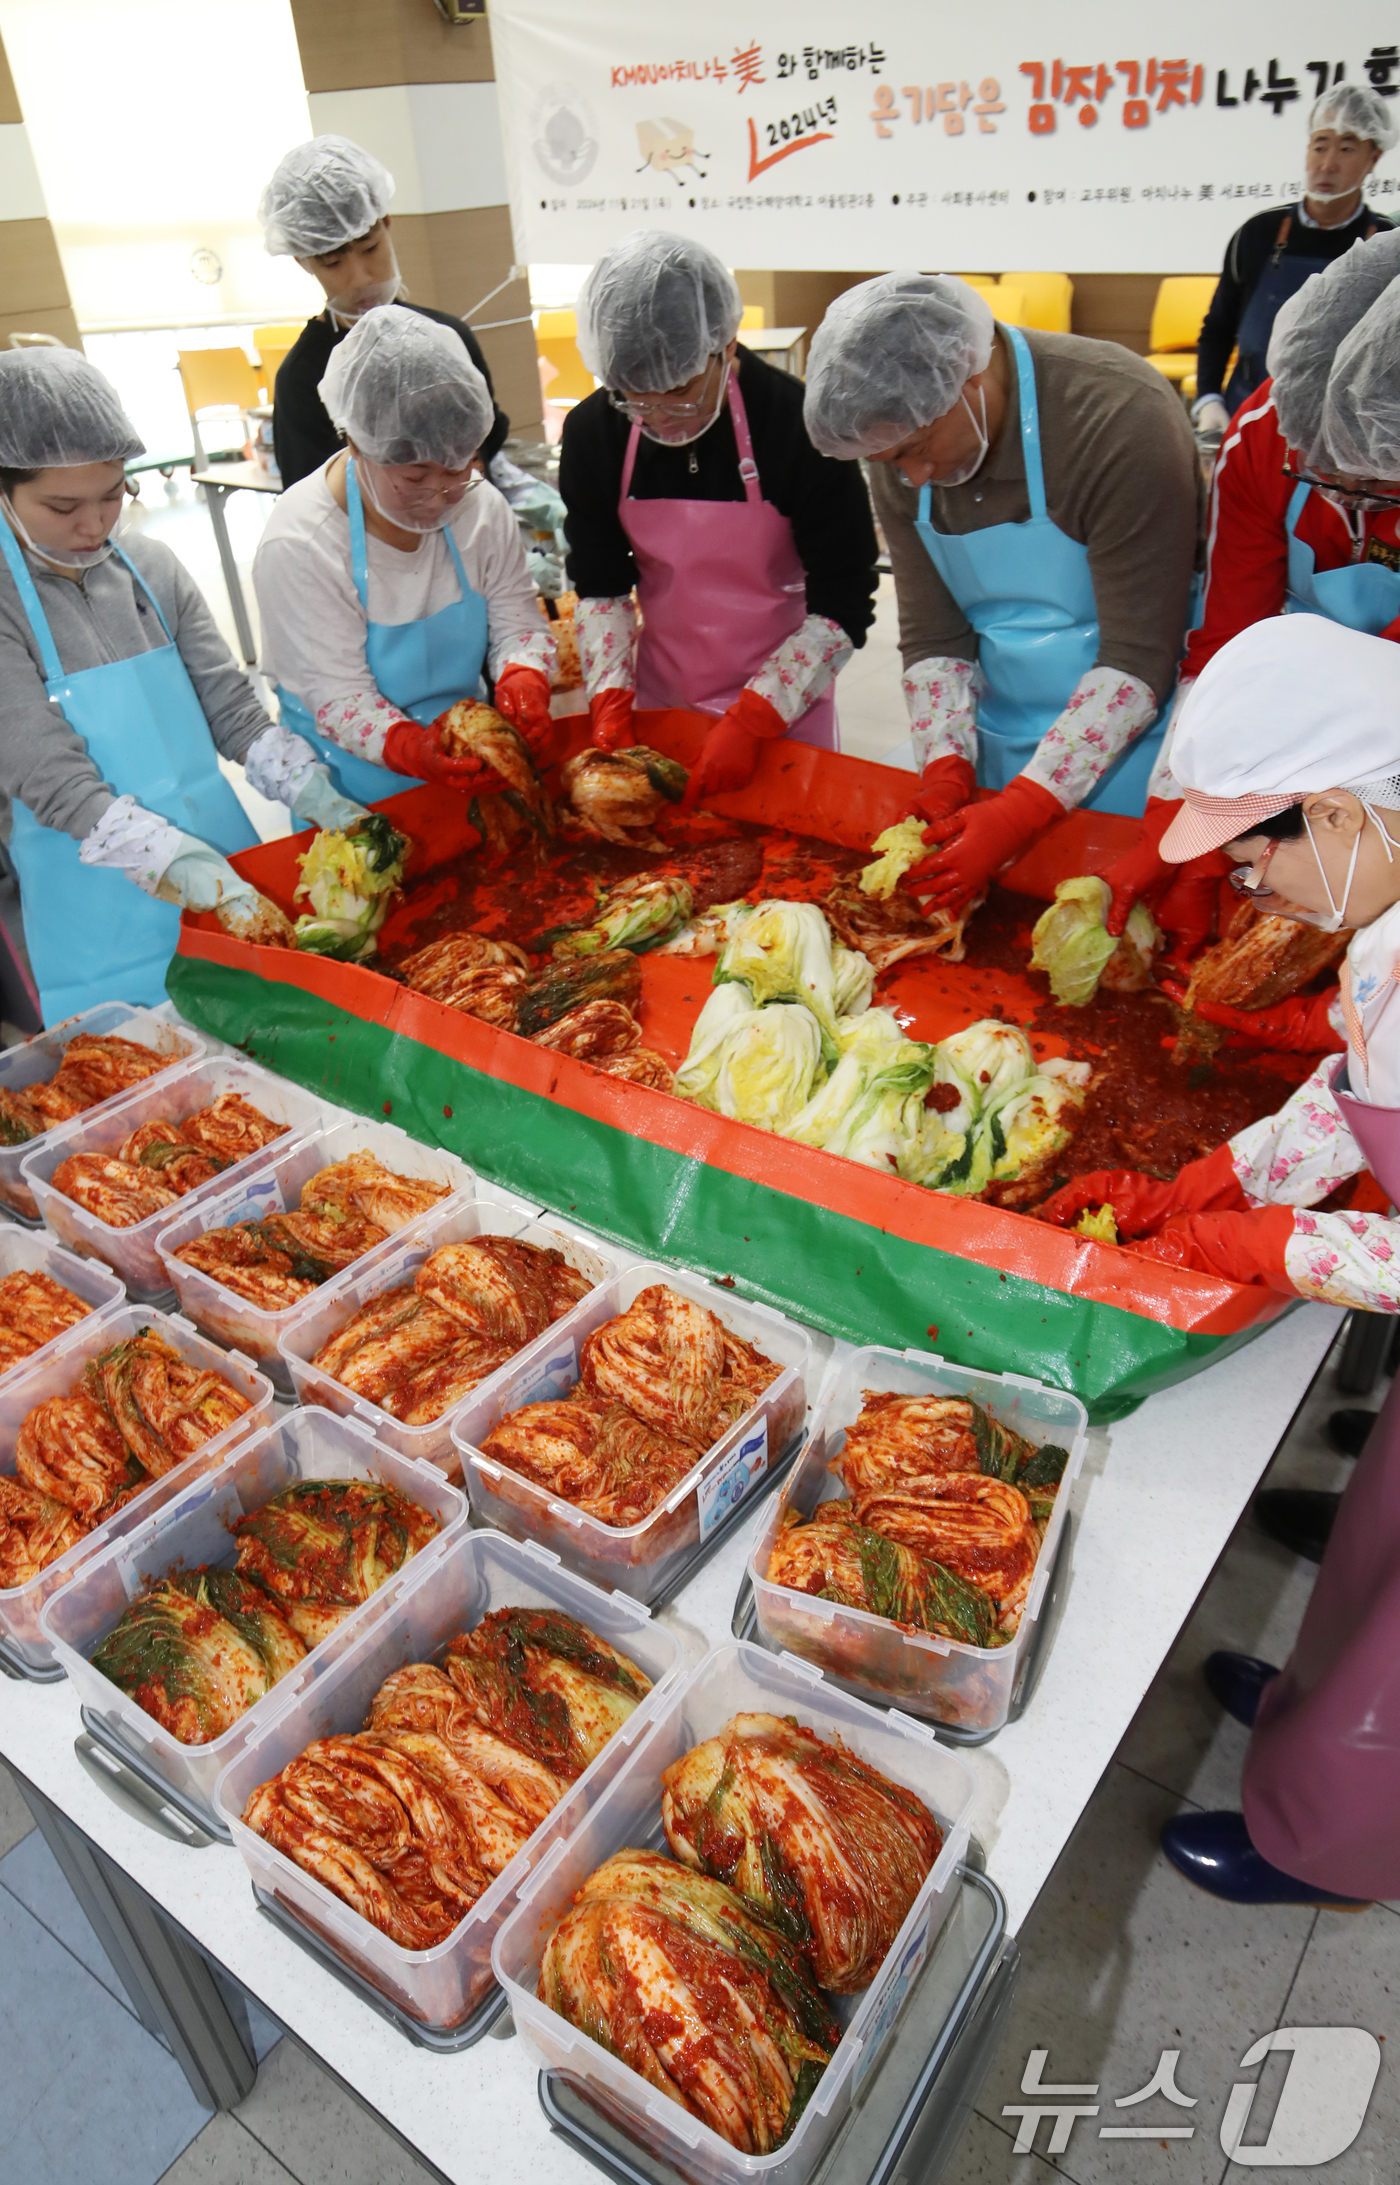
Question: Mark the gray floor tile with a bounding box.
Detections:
[1265,1900,1400,2184]
[941,2106,1080,2185]
[0,1756,34,1856]
[158,2115,298,2185]
[0,1886,209,2185]
[976,1764,1314,2185]
[0,1823,134,2010]
[234,2037,443,2185]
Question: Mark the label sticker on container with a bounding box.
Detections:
[697,1417,768,1542]
[214,1174,285,1229]
[852,1918,931,2096]
[512,1335,578,1407]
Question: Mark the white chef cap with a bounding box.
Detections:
[575,230,743,392]
[0,347,144,470]
[803,273,996,459]
[259,135,395,258]
[318,306,491,466]
[1268,227,1400,463]
[1309,82,1399,154]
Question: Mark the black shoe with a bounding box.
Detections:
[1328,1407,1377,1459]
[1161,1812,1370,1908]
[1255,1487,1338,1563]
[1203,1650,1278,1727]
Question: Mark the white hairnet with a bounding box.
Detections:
[803,273,996,459]
[1319,277,1400,477]
[1309,82,1399,153]
[259,135,394,257]
[0,347,144,470]
[575,230,742,392]
[1268,227,1400,461]
[318,305,491,466]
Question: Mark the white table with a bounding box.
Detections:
[0,1300,1343,2180]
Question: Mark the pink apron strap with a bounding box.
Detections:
[620,418,642,501]
[725,373,764,504]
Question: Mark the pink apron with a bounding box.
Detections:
[1242,1056,1400,1899]
[618,374,838,749]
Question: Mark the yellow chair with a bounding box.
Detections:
[1144,276,1218,387]
[177,348,261,466]
[1002,272,1073,334]
[254,346,294,401]
[739,305,766,330]
[535,309,595,403]
[253,322,305,355]
[961,277,1027,327]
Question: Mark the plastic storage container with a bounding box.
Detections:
[0,1228,126,1385]
[214,1526,683,2030]
[22,1057,324,1299]
[0,1002,203,1222]
[155,1118,479,1393]
[41,1406,468,1830]
[454,1264,812,1606]
[749,1347,1087,1737]
[493,1639,976,2185]
[0,1304,275,1675]
[277,1189,624,1472]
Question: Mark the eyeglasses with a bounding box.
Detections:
[1281,461,1400,512]
[608,356,720,424]
[1227,836,1280,899]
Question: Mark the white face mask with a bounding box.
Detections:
[1298,800,1400,932]
[354,455,476,534]
[1,491,118,571]
[901,385,990,491]
[637,359,731,447]
[327,250,403,327]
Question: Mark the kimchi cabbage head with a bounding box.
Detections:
[676,985,824,1130]
[938,1018,1036,1109]
[293,814,409,961]
[90,1567,306,1745]
[1030,875,1160,1007]
[716,900,871,1053]
[859,817,931,901]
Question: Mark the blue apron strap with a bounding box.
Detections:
[109,543,176,643]
[917,481,931,528]
[345,456,372,615]
[1285,479,1312,535]
[1003,324,1047,521]
[439,519,469,599]
[0,515,64,680]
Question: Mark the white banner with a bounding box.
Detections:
[488,1,1400,273]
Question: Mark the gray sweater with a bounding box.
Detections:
[0,529,270,845]
[870,326,1205,705]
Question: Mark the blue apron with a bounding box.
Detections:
[914,323,1166,816]
[1223,216,1317,416]
[274,457,491,807]
[0,522,256,1027]
[1284,481,1400,635]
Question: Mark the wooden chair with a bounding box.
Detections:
[176,348,261,466]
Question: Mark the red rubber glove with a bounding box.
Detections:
[1038,1140,1249,1238]
[679,688,787,812]
[1101,796,1177,936]
[907,774,1064,912]
[493,664,552,735]
[905,754,977,829]
[1152,851,1233,968]
[1129,1205,1297,1291]
[589,689,636,752]
[381,719,494,792]
[1160,979,1344,1055]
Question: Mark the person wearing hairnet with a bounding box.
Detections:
[0,348,353,1024]
[803,273,1201,913]
[1042,615,1400,1909]
[558,231,878,804]
[1102,229,1400,999]
[253,306,554,805]
[258,136,511,494]
[1192,85,1394,440]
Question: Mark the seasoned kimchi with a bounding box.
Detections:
[0,1032,181,1149]
[0,1269,92,1375]
[52,1094,287,1227]
[91,1568,306,1743]
[233,1477,441,1646]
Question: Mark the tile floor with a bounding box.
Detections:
[2,1325,1393,2185]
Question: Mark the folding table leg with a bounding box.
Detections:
[13,1769,257,2111]
[197,482,258,665]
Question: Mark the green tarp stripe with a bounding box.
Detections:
[168,956,1271,1422]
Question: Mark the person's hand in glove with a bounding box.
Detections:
[906,774,1063,912]
[1099,796,1227,967]
[493,664,562,767]
[1038,1140,1249,1238]
[1192,395,1231,439]
[905,755,977,829]
[155,839,294,946]
[679,688,787,812]
[382,718,495,792]
[1159,979,1345,1055]
[1151,850,1231,969]
[288,769,370,835]
[1130,1205,1297,1290]
[1101,796,1177,934]
[589,688,637,752]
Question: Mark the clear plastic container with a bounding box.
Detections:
[0,1002,202,1222]
[493,1639,975,2185]
[155,1118,479,1394]
[749,1347,1088,1737]
[22,1058,324,1300]
[213,1526,683,2030]
[454,1264,812,1606]
[0,1228,126,1387]
[41,1405,469,1829]
[277,1188,628,1472]
[0,1304,275,1674]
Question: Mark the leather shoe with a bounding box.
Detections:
[1328,1406,1377,1459]
[1254,1486,1338,1563]
[1203,1650,1278,1727]
[1161,1811,1370,1907]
